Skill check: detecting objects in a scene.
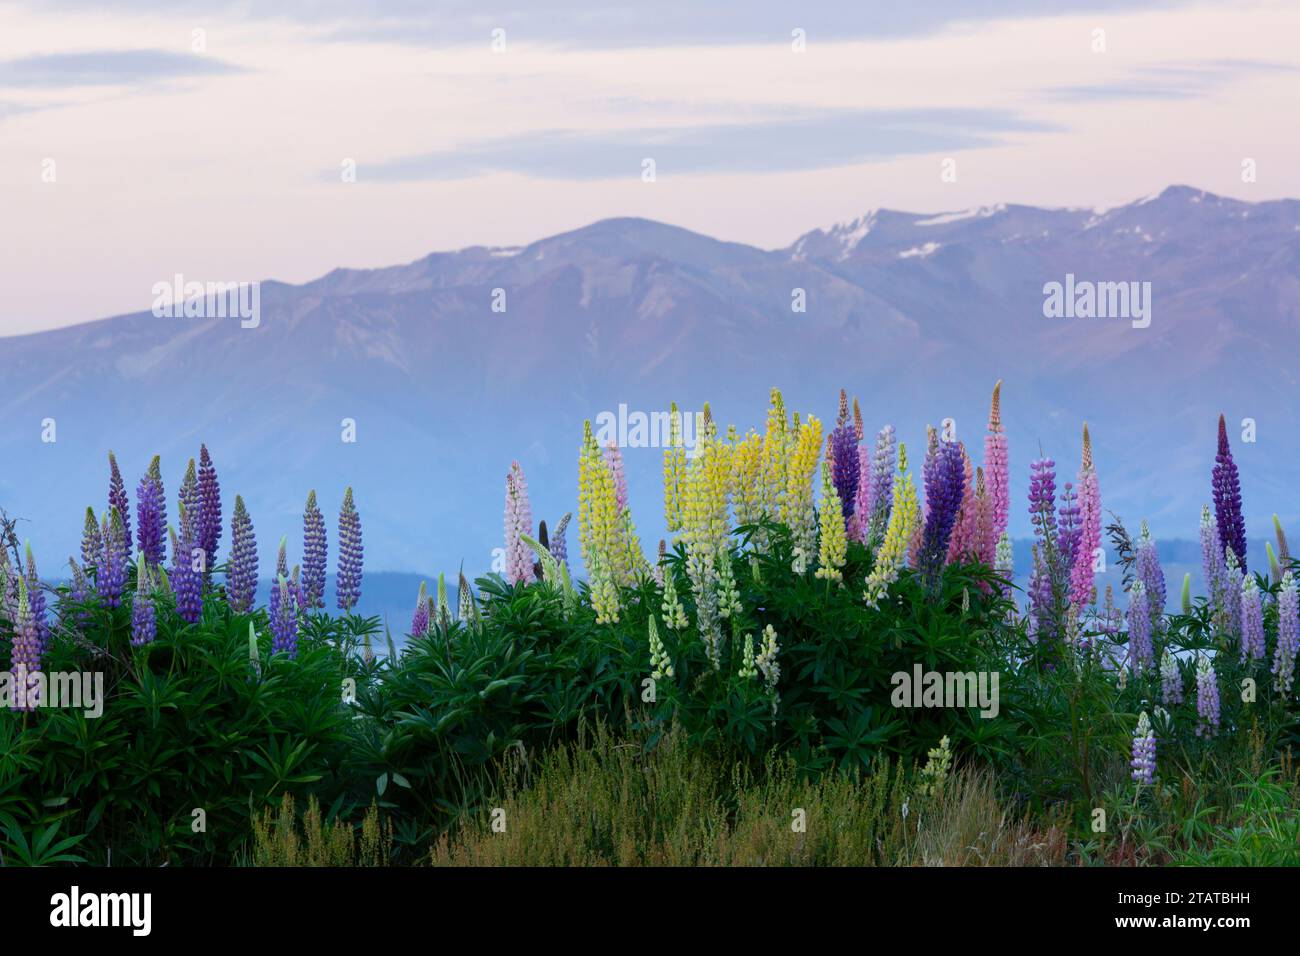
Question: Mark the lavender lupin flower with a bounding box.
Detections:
[23,544,49,655]
[1223,547,1244,640]
[98,509,128,607]
[1160,649,1183,706]
[868,425,897,537]
[135,475,166,567]
[171,503,203,624]
[198,445,222,571]
[1127,580,1154,673]
[549,512,571,564]
[179,459,200,536]
[1199,504,1224,608]
[131,557,157,647]
[1130,711,1155,785]
[1056,482,1081,574]
[81,507,103,571]
[829,394,859,522]
[603,443,629,514]
[1239,574,1265,663]
[227,495,258,613]
[11,579,43,710]
[270,575,299,659]
[336,487,363,612]
[503,463,535,586]
[1196,656,1220,738]
[301,490,328,609]
[1135,520,1166,632]
[411,581,430,638]
[1212,414,1247,572]
[108,451,131,548]
[1272,571,1298,695]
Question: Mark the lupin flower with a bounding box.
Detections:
[648,615,674,680]
[603,442,629,514]
[198,445,222,570]
[829,390,859,523]
[737,633,758,680]
[814,459,848,583]
[1056,482,1081,578]
[1267,542,1283,584]
[1135,521,1166,629]
[135,474,167,567]
[663,402,689,534]
[171,502,203,624]
[458,570,478,626]
[946,445,979,564]
[661,564,688,630]
[98,508,128,607]
[67,558,89,614]
[1199,504,1225,608]
[1195,656,1220,738]
[23,544,49,655]
[81,507,103,571]
[131,557,157,647]
[1239,574,1265,663]
[1130,711,1156,785]
[1222,547,1244,640]
[549,512,571,564]
[760,389,791,522]
[918,438,965,585]
[227,494,258,613]
[1127,580,1153,673]
[779,414,822,562]
[982,381,1010,542]
[755,623,780,692]
[437,573,452,629]
[864,443,919,608]
[411,581,429,638]
[270,575,299,658]
[1069,424,1102,608]
[1160,649,1183,705]
[1212,414,1247,572]
[867,424,897,539]
[504,461,536,586]
[179,459,200,534]
[994,532,1015,601]
[1272,571,1298,695]
[336,487,364,612]
[108,451,131,548]
[11,578,43,710]
[301,490,328,609]
[1274,514,1292,570]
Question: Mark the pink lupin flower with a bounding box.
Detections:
[946,443,978,564]
[982,380,1010,542]
[1069,424,1102,608]
[603,442,629,514]
[504,461,536,585]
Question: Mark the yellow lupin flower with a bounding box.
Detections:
[782,413,823,560]
[663,401,687,535]
[864,441,918,608]
[815,458,847,583]
[578,420,624,618]
[760,388,790,519]
[731,429,764,529]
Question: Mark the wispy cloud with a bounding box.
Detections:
[362,108,1059,182]
[0,49,243,88]
[1043,58,1297,102]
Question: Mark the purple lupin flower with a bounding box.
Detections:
[1239,575,1265,663]
[270,575,299,658]
[1127,579,1154,673]
[23,544,49,655]
[1130,711,1155,785]
[10,579,43,710]
[549,512,571,564]
[301,490,328,609]
[1212,414,1247,572]
[503,463,535,586]
[1195,656,1220,738]
[1223,548,1244,640]
[198,445,222,572]
[98,509,128,607]
[0,548,18,625]
[1160,650,1183,706]
[170,502,203,624]
[131,558,157,647]
[829,393,859,523]
[146,455,166,518]
[411,581,430,638]
[1135,520,1166,629]
[179,459,200,540]
[336,487,363,612]
[81,507,103,572]
[918,438,965,584]
[1272,571,1298,695]
[135,475,167,567]
[108,451,131,549]
[1057,482,1081,574]
[227,494,258,614]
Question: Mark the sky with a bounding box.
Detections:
[1,0,1298,334]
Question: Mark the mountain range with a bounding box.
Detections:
[3,184,1297,606]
